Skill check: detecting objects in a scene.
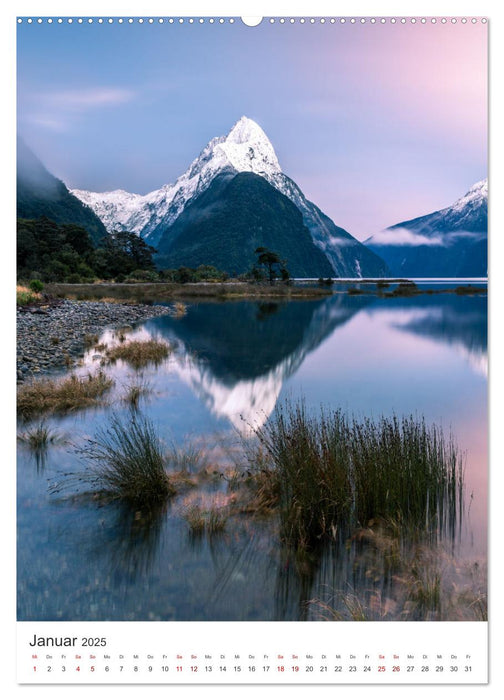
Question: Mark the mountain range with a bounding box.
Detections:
[365,179,488,277]
[71,117,388,277]
[17,118,487,279]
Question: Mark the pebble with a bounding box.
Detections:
[17,299,173,383]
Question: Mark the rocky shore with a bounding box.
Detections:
[17,298,174,383]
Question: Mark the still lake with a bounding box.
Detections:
[17,289,487,621]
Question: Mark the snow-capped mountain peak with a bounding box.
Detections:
[227,115,266,143]
[450,178,487,214]
[72,116,282,243]
[70,116,387,276]
[365,177,488,277]
[217,115,281,174]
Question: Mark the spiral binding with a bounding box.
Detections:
[17,17,488,25]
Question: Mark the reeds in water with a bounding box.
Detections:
[184,504,228,536]
[65,412,175,506]
[17,371,114,420]
[122,380,152,409]
[17,421,62,449]
[246,401,464,549]
[105,339,171,369]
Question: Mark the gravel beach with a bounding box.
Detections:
[17,298,174,383]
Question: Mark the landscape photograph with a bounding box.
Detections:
[16,16,487,622]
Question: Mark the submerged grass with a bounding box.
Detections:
[122,379,152,409]
[105,338,171,369]
[244,401,464,549]
[307,525,487,621]
[57,412,175,506]
[172,301,188,318]
[17,370,114,420]
[184,504,228,536]
[167,442,206,473]
[17,421,63,449]
[18,421,66,471]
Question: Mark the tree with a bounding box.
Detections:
[254,247,289,285]
[98,231,157,278]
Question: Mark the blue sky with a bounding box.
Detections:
[17,18,487,239]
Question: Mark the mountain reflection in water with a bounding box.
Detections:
[144,295,370,429]
[142,293,487,429]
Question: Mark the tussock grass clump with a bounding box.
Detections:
[246,402,464,549]
[67,413,175,506]
[184,505,228,535]
[84,333,99,348]
[122,380,152,409]
[171,301,188,318]
[105,339,171,369]
[17,421,63,449]
[184,505,206,534]
[17,371,114,420]
[167,443,205,473]
[16,284,41,306]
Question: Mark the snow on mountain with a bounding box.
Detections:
[365,178,488,277]
[446,178,488,224]
[451,178,487,210]
[71,117,282,244]
[367,179,488,246]
[71,116,388,276]
[70,189,145,233]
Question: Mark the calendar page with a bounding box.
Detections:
[14,1,490,689]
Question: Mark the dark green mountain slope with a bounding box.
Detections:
[155,172,335,277]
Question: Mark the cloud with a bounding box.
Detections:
[45,87,135,110]
[24,115,68,132]
[20,86,136,132]
[369,228,444,247]
[369,228,486,247]
[327,235,357,247]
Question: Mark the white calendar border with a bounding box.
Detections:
[3,0,502,697]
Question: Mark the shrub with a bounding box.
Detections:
[29,279,44,293]
[391,281,419,297]
[125,269,160,282]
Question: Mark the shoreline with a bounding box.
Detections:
[45,281,334,301]
[16,298,175,384]
[43,279,488,304]
[17,279,487,384]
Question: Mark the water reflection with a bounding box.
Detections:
[140,294,487,430]
[87,501,169,583]
[384,296,487,377]
[146,296,371,429]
